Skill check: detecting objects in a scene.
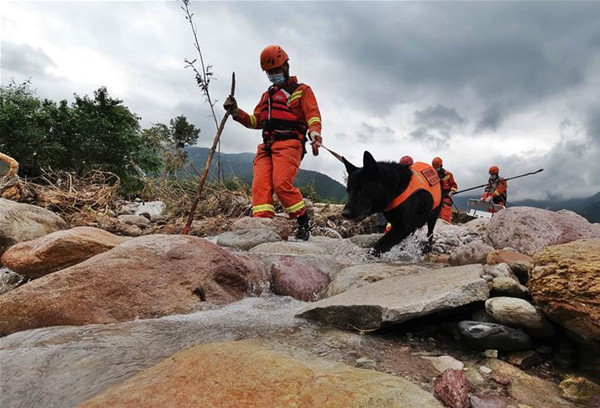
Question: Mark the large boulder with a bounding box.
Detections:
[528,239,600,347]
[485,207,600,255]
[79,340,443,408]
[297,265,489,330]
[0,226,128,278]
[0,198,67,256]
[0,235,266,336]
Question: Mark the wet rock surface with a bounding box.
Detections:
[1,203,597,408]
[79,340,444,408]
[0,235,265,336]
[298,265,489,330]
[458,321,532,352]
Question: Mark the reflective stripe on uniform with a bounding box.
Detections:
[288,90,303,104]
[307,117,321,126]
[285,200,305,213]
[249,114,257,129]
[252,204,275,214]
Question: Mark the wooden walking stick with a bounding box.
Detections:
[182,72,236,235]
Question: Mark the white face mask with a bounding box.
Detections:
[490,174,498,180]
[267,73,286,85]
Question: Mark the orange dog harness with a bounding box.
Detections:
[384,162,442,212]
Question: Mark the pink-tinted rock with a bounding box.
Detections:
[486,207,600,255]
[0,235,264,336]
[269,255,330,301]
[433,369,471,408]
[449,240,495,266]
[1,226,128,278]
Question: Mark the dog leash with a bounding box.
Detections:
[319,143,345,163]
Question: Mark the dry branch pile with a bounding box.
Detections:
[4,170,120,225]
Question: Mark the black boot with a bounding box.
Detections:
[295,214,311,241]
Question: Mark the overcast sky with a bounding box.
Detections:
[2,1,600,201]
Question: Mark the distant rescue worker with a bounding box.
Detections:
[432,157,457,223]
[223,45,323,240]
[399,155,414,166]
[482,166,507,206]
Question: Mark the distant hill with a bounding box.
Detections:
[452,192,600,223]
[183,147,347,203]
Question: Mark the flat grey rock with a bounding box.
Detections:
[297,264,489,330]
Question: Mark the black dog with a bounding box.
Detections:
[342,151,442,256]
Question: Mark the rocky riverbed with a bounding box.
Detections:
[1,197,599,408]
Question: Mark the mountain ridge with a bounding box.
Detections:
[183,147,347,202]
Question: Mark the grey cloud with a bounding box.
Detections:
[232,2,600,119]
[476,103,504,132]
[410,105,465,146]
[586,109,600,145]
[1,42,55,77]
[471,133,600,201]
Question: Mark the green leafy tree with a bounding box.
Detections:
[141,115,200,177]
[0,81,162,193]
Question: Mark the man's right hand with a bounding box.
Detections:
[223,95,238,115]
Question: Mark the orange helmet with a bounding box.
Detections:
[399,156,414,165]
[260,45,289,71]
[432,157,443,168]
[489,165,499,175]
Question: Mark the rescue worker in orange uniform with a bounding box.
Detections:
[432,157,457,223]
[223,45,322,240]
[481,166,507,206]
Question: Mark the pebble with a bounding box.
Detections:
[484,349,498,358]
[479,365,492,374]
[355,357,376,369]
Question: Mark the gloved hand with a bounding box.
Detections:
[223,95,238,115]
[308,131,322,156]
[447,191,453,197]
[484,196,493,203]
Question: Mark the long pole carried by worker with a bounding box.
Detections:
[453,168,544,195]
[182,73,235,235]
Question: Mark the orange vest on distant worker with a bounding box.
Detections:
[384,162,442,212]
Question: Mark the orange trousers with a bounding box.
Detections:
[251,139,306,219]
[440,198,453,223]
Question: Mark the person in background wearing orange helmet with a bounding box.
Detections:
[223,45,323,240]
[481,166,507,205]
[399,155,414,166]
[432,157,458,223]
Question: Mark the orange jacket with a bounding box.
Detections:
[384,162,442,212]
[234,76,322,135]
[438,169,457,196]
[484,177,508,199]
